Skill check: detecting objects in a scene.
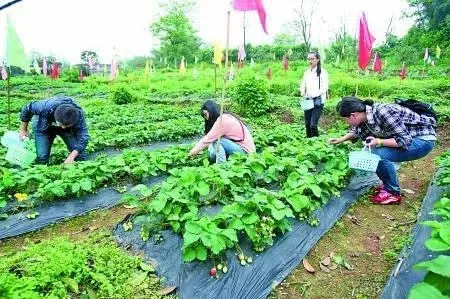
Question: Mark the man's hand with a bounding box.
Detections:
[189,150,196,158]
[19,129,29,140]
[64,157,75,164]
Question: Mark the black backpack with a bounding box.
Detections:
[394,98,438,123]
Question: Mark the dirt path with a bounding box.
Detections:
[271,125,450,299]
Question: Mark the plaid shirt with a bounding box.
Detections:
[350,103,436,148]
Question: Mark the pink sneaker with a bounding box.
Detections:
[371,190,401,205]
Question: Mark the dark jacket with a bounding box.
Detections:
[20,96,90,152]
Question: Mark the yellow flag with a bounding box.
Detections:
[179,57,186,76]
[144,60,150,76]
[436,45,441,59]
[213,42,223,66]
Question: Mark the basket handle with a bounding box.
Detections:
[363,139,372,153]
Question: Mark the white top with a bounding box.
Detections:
[299,67,329,103]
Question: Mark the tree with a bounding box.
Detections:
[288,0,316,51]
[407,0,450,30]
[273,33,296,47]
[81,50,99,64]
[151,1,201,64]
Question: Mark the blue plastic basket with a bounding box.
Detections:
[349,144,380,172]
[300,99,314,111]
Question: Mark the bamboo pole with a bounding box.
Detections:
[7,67,11,130]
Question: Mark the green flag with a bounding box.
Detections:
[6,17,30,72]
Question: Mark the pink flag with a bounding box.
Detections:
[1,64,7,80]
[400,63,407,80]
[51,63,59,79]
[372,52,382,73]
[110,57,117,81]
[233,0,267,34]
[42,57,47,76]
[79,69,84,80]
[358,12,375,70]
[283,54,289,71]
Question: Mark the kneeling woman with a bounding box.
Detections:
[189,100,256,163]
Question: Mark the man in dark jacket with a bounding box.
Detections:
[19,96,90,164]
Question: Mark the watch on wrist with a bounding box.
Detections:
[376,138,382,146]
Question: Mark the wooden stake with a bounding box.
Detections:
[7,67,11,130]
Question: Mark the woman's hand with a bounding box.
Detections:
[365,136,378,148]
[329,137,343,145]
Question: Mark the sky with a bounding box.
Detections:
[0,0,415,64]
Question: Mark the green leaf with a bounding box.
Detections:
[196,181,210,196]
[425,238,450,251]
[424,272,450,293]
[80,178,92,191]
[438,228,450,245]
[149,197,167,213]
[140,262,155,273]
[0,213,8,221]
[286,194,309,212]
[86,287,97,299]
[183,232,200,246]
[221,229,238,242]
[309,185,322,198]
[229,219,244,230]
[244,226,258,242]
[209,235,227,254]
[185,221,202,234]
[183,246,196,262]
[250,163,264,174]
[270,207,286,220]
[62,277,79,294]
[408,282,446,299]
[422,220,444,229]
[71,183,81,194]
[195,244,208,261]
[129,271,148,287]
[413,255,450,278]
[242,213,259,225]
[0,199,7,208]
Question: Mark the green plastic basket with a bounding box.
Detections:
[348,145,380,172]
[5,145,36,168]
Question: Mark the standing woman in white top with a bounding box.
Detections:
[299,51,329,137]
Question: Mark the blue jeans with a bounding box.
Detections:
[208,138,245,164]
[371,138,435,194]
[33,122,87,164]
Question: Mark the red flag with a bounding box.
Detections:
[283,54,289,71]
[233,0,267,34]
[51,63,59,79]
[358,12,375,70]
[266,67,272,80]
[400,63,407,80]
[372,52,382,73]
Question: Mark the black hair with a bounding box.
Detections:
[54,104,79,126]
[200,100,246,134]
[336,96,374,117]
[308,51,321,77]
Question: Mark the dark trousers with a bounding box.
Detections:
[304,104,324,137]
[33,123,87,164]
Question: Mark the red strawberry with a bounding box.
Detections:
[210,267,217,276]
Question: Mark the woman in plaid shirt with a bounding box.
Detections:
[330,96,436,205]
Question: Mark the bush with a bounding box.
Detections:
[61,68,83,83]
[232,70,270,116]
[110,85,136,105]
